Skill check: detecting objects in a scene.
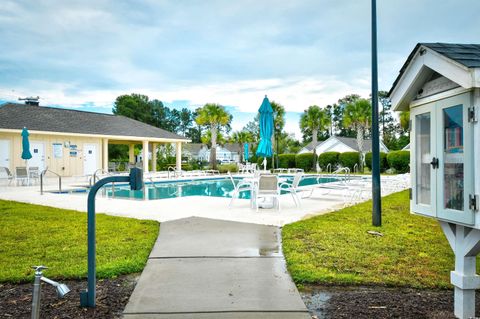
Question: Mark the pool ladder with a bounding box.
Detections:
[40,168,62,195]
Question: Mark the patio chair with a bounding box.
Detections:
[228,172,253,207]
[29,166,40,185]
[15,167,29,186]
[255,174,281,212]
[108,162,117,172]
[0,167,14,185]
[279,172,303,207]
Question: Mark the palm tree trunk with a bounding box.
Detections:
[356,126,364,172]
[211,127,217,169]
[312,128,318,171]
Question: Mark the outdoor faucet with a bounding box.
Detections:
[31,265,71,319]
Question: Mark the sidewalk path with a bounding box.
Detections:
[123,217,310,318]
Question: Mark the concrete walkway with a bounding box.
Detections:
[123,217,311,319]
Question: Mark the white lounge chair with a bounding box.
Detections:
[280,172,303,207]
[228,172,253,207]
[15,167,29,186]
[29,166,40,185]
[0,167,14,185]
[255,174,281,212]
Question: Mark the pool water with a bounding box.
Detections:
[102,176,339,201]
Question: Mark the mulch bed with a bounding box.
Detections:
[301,285,480,319]
[2,276,479,318]
[0,274,138,319]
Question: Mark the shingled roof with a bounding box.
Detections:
[389,43,480,97]
[423,43,480,68]
[0,103,188,141]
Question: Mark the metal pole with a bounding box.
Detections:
[31,267,45,319]
[371,0,382,226]
[80,168,143,308]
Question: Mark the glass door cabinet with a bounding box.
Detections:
[411,93,474,225]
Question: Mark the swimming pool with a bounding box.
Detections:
[101,175,339,200]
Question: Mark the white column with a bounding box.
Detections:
[152,143,157,172]
[440,222,480,319]
[128,144,135,164]
[102,138,108,171]
[142,140,149,173]
[176,142,182,171]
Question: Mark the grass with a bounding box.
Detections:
[0,200,159,283]
[282,190,466,289]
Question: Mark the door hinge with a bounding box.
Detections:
[409,188,412,200]
[468,106,477,123]
[469,194,478,211]
[408,120,412,132]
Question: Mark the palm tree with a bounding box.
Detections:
[230,131,253,162]
[343,98,372,171]
[195,103,231,169]
[300,105,331,168]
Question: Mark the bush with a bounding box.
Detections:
[295,153,314,172]
[365,152,389,172]
[318,152,339,171]
[387,151,410,173]
[278,154,296,168]
[217,163,239,173]
[339,152,360,171]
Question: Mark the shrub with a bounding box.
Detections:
[279,154,296,168]
[387,151,410,173]
[217,163,239,173]
[365,152,389,172]
[318,152,339,171]
[339,152,360,171]
[295,153,314,172]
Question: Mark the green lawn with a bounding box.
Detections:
[283,190,464,289]
[0,200,159,283]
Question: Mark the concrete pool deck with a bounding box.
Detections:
[123,217,311,319]
[0,174,408,226]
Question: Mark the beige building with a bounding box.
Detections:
[0,102,190,176]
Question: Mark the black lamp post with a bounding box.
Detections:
[371,0,382,226]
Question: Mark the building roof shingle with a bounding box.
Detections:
[389,43,480,96]
[0,103,188,140]
[422,43,480,68]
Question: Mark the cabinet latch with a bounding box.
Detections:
[469,194,478,211]
[468,106,477,123]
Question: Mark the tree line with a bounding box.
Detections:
[111,92,409,169]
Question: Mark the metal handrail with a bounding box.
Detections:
[353,163,358,174]
[167,166,176,179]
[40,168,62,195]
[326,163,332,174]
[90,169,110,186]
[146,177,159,189]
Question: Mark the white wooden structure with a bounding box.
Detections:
[390,43,480,319]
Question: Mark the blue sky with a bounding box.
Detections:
[1,0,479,138]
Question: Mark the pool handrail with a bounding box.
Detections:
[40,168,62,195]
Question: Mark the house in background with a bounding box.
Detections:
[183,143,209,161]
[0,102,189,176]
[298,136,389,155]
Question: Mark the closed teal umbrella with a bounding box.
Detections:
[21,127,32,161]
[244,143,249,162]
[256,95,273,160]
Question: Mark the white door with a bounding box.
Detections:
[84,144,98,175]
[0,140,10,169]
[29,142,45,171]
[411,103,437,217]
